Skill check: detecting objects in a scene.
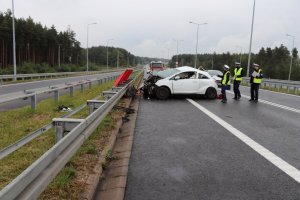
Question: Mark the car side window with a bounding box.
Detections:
[198,74,209,79]
[175,72,197,80]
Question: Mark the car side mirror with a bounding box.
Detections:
[174,76,180,80]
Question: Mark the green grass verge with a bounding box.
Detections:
[0,81,113,149]
[39,107,119,200]
[0,81,114,189]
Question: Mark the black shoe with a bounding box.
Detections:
[254,99,258,103]
[237,96,241,100]
[249,99,254,102]
[232,97,237,100]
[221,99,227,103]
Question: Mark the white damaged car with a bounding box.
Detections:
[142,66,218,100]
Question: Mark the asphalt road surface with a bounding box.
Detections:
[125,87,300,199]
[0,72,121,111]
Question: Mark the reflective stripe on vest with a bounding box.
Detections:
[222,71,231,85]
[234,68,243,81]
[253,69,262,84]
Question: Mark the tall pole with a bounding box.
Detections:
[58,44,61,70]
[106,38,113,71]
[12,0,17,80]
[86,22,97,72]
[117,49,119,69]
[211,54,214,69]
[189,21,207,68]
[247,0,256,77]
[236,46,242,65]
[173,39,183,67]
[286,34,295,81]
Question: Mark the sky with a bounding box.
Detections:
[1,0,299,59]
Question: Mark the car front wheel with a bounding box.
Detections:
[155,87,170,100]
[205,87,217,99]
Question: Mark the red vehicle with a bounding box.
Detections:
[149,61,165,71]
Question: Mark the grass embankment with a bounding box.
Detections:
[39,72,144,199]
[0,81,114,189]
[242,83,300,96]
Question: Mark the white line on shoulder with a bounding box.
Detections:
[187,98,300,183]
[227,91,300,114]
[240,85,300,98]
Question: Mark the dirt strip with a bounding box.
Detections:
[92,96,140,200]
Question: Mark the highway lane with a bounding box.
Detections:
[125,97,300,199]
[0,71,121,111]
[238,85,300,110]
[0,72,120,94]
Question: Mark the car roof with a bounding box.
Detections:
[177,66,211,77]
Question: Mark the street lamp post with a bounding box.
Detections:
[286,34,295,81]
[246,0,256,77]
[58,44,61,70]
[236,46,242,65]
[86,22,97,72]
[189,21,207,68]
[106,39,113,71]
[173,39,183,67]
[117,49,119,70]
[12,0,17,80]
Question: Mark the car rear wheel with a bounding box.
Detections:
[155,87,170,100]
[205,87,217,99]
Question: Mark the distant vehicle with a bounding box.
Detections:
[142,66,218,100]
[207,70,222,88]
[149,61,165,71]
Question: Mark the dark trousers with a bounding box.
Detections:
[233,80,241,98]
[221,85,230,100]
[250,83,260,100]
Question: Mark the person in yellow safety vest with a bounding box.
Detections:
[249,63,263,103]
[233,62,244,100]
[221,65,231,103]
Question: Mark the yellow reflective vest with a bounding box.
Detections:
[222,71,231,85]
[234,68,243,81]
[253,69,262,84]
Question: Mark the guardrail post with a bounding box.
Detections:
[54,90,59,102]
[30,94,37,109]
[111,87,123,92]
[87,100,107,115]
[97,79,102,86]
[70,86,74,97]
[53,118,84,143]
[80,84,84,92]
[88,81,92,89]
[102,91,118,100]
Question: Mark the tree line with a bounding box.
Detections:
[169,45,300,80]
[0,10,139,74]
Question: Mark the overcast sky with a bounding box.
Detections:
[1,0,299,58]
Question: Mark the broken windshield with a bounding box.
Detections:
[156,68,180,78]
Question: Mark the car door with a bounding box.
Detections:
[196,73,212,94]
[172,71,199,93]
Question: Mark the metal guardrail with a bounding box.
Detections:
[0,92,101,159]
[242,77,300,94]
[0,70,120,84]
[0,74,120,109]
[0,72,141,199]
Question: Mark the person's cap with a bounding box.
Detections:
[223,65,230,69]
[235,62,241,66]
[253,63,259,67]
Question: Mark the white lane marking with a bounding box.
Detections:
[240,85,300,98]
[227,91,300,114]
[187,98,300,183]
